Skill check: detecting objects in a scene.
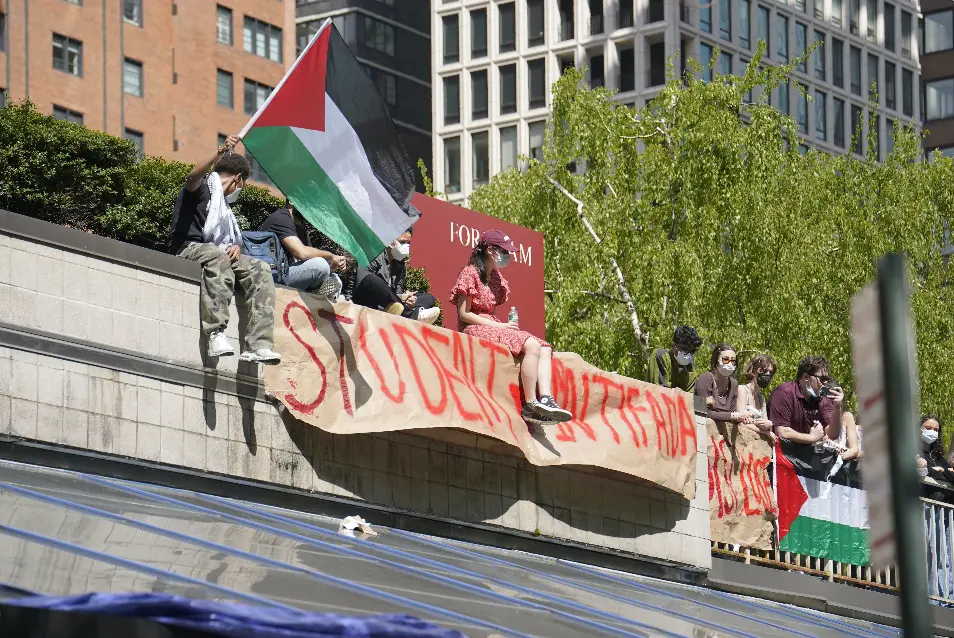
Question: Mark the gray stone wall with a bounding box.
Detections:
[0,226,712,570]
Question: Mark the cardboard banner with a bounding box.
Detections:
[707,419,777,549]
[265,288,699,498]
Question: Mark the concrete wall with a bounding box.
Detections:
[0,211,712,571]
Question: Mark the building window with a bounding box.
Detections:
[757,6,770,55]
[0,12,5,52]
[849,46,861,95]
[52,105,83,124]
[647,0,662,24]
[217,69,234,108]
[0,88,5,106]
[216,6,233,45]
[473,131,489,186]
[779,80,789,114]
[620,47,635,91]
[471,8,487,58]
[443,75,460,124]
[815,90,826,140]
[649,42,666,86]
[796,0,805,12]
[500,126,517,171]
[63,0,81,5]
[849,0,860,34]
[124,128,144,155]
[901,11,912,57]
[364,65,397,106]
[52,34,82,76]
[834,97,845,148]
[740,0,751,48]
[590,0,605,34]
[851,104,863,154]
[123,58,143,97]
[884,3,895,51]
[528,58,545,109]
[813,31,825,80]
[831,0,843,27]
[590,54,604,87]
[527,0,544,47]
[247,154,271,185]
[901,69,913,116]
[865,0,877,41]
[472,69,488,119]
[244,17,282,62]
[867,54,878,103]
[244,79,272,115]
[442,14,459,64]
[925,79,954,121]
[700,42,714,82]
[529,121,546,161]
[884,61,896,110]
[796,85,808,132]
[123,0,142,27]
[832,38,843,87]
[500,64,516,114]
[444,137,461,193]
[925,11,954,53]
[795,23,807,72]
[499,3,516,53]
[886,118,895,154]
[701,2,712,33]
[719,0,731,40]
[777,15,789,61]
[719,52,732,76]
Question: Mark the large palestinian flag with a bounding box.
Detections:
[776,439,870,565]
[239,20,417,266]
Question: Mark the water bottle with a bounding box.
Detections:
[508,306,518,324]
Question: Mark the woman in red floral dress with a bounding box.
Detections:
[450,230,571,424]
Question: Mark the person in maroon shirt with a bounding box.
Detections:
[769,354,844,444]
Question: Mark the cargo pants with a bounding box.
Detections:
[177,242,275,351]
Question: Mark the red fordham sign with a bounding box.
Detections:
[410,194,546,340]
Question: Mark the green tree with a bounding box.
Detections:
[470,48,954,431]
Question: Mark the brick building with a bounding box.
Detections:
[0,0,295,185]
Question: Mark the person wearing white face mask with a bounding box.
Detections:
[919,416,954,486]
[645,325,703,392]
[168,135,280,364]
[694,343,754,427]
[353,226,439,324]
[769,355,844,445]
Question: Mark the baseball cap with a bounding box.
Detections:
[478,229,518,253]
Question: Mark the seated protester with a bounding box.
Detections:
[769,355,844,444]
[353,227,440,324]
[168,135,280,364]
[646,325,703,392]
[451,230,571,424]
[736,353,777,440]
[695,343,754,427]
[258,202,347,300]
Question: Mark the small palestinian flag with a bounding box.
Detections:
[776,439,870,565]
[240,19,418,267]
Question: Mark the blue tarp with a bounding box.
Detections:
[5,593,467,638]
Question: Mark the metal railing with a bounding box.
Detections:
[713,497,954,605]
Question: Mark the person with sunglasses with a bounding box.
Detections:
[450,230,571,424]
[694,343,754,426]
[768,354,844,444]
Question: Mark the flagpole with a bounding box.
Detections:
[237,18,333,139]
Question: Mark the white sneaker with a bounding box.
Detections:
[239,348,282,365]
[207,331,235,357]
[416,307,440,325]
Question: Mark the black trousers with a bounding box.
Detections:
[352,274,436,320]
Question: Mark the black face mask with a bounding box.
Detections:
[756,373,773,388]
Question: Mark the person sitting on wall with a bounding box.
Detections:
[694,342,754,428]
[352,226,440,324]
[258,201,347,301]
[769,355,844,444]
[168,135,281,364]
[736,353,777,440]
[450,230,572,424]
[646,325,703,392]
